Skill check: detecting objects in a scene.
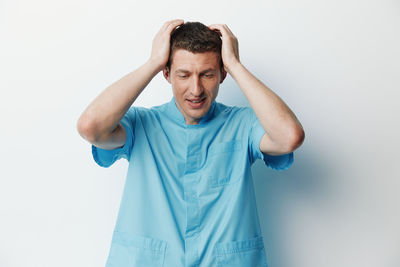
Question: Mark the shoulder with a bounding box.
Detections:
[214,102,254,121]
[129,102,167,116]
[128,102,170,127]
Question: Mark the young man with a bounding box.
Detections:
[77,19,304,267]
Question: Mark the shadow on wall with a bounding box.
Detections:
[221,77,339,267]
[251,146,338,267]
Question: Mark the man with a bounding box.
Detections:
[77,19,304,267]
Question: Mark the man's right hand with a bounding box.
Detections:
[149,19,184,72]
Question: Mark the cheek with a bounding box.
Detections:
[171,81,184,94]
[172,87,189,102]
[204,79,219,91]
[172,79,189,89]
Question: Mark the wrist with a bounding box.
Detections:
[145,58,166,76]
[225,60,243,75]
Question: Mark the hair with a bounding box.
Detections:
[166,22,223,70]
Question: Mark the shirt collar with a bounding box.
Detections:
[167,96,217,126]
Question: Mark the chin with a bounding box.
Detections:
[188,110,206,119]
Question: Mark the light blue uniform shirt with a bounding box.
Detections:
[91,97,294,267]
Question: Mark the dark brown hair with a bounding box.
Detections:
[166,22,223,70]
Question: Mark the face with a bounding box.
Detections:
[163,49,227,125]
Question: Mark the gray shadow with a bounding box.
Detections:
[220,74,339,267]
[251,150,337,267]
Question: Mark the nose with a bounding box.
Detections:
[190,76,203,97]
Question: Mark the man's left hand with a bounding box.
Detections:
[208,24,241,73]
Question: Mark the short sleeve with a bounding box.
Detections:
[247,108,294,170]
[91,108,135,168]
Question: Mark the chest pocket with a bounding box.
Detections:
[106,231,167,267]
[207,140,244,188]
[214,236,268,266]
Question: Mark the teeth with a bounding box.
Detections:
[190,100,202,103]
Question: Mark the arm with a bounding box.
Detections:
[208,24,305,155]
[77,19,184,148]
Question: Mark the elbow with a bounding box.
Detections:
[77,116,97,143]
[286,126,305,152]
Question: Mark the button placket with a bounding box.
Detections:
[183,128,202,266]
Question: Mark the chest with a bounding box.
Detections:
[137,120,250,189]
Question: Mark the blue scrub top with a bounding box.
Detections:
[92,97,294,267]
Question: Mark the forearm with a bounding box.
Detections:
[229,62,303,146]
[78,59,160,141]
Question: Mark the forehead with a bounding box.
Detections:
[170,49,220,71]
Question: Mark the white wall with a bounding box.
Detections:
[1,0,399,266]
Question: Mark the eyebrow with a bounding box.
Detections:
[175,69,190,74]
[175,68,217,75]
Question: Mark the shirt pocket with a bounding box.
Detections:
[106,231,167,267]
[214,236,268,266]
[207,140,244,188]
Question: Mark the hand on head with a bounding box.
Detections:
[149,19,184,72]
[207,24,240,73]
[149,20,240,75]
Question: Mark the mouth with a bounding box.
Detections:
[186,97,206,109]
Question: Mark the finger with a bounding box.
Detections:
[163,19,183,27]
[221,24,234,36]
[164,19,184,32]
[160,20,183,35]
[210,29,222,37]
[212,25,238,43]
[208,24,223,37]
[208,23,220,28]
[208,24,229,35]
[208,24,227,30]
[208,24,222,31]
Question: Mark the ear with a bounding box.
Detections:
[220,68,227,84]
[163,67,172,84]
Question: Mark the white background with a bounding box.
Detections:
[1,0,399,266]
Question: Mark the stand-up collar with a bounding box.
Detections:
[167,97,216,127]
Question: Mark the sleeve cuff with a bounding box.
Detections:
[253,120,295,170]
[262,151,294,170]
[91,119,133,168]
